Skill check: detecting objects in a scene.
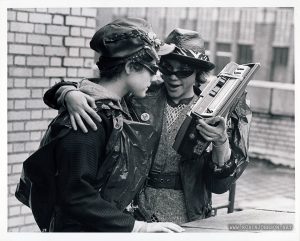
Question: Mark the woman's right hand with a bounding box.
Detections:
[64,90,101,133]
[132,221,185,233]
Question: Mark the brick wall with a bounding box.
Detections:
[249,113,295,167]
[7,7,97,232]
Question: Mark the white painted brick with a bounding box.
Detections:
[8,111,31,121]
[47,25,69,36]
[7,123,13,132]
[81,8,97,17]
[8,100,14,110]
[29,13,52,24]
[64,77,82,82]
[7,10,16,21]
[85,39,90,47]
[63,57,84,67]
[31,110,42,119]
[25,141,40,151]
[45,46,67,56]
[43,109,58,119]
[21,205,32,215]
[17,12,28,22]
[69,47,79,57]
[78,68,94,77]
[12,122,25,131]
[8,174,22,185]
[84,59,94,68]
[50,78,62,86]
[14,100,26,109]
[48,8,70,15]
[7,161,12,174]
[9,206,21,217]
[8,195,25,206]
[8,78,14,88]
[53,15,64,25]
[13,143,25,152]
[9,44,32,55]
[45,67,67,77]
[8,227,20,232]
[10,22,34,33]
[51,36,63,46]
[33,46,45,55]
[8,216,24,227]
[71,26,81,36]
[12,8,35,12]
[71,8,81,16]
[27,56,49,66]
[67,68,78,77]
[30,131,42,141]
[19,224,39,232]
[86,18,96,28]
[25,120,48,131]
[34,24,46,34]
[8,89,30,99]
[33,67,45,77]
[31,89,43,98]
[7,132,30,142]
[27,34,50,45]
[64,37,85,47]
[14,78,26,87]
[50,57,62,66]
[8,56,13,65]
[27,78,49,88]
[81,28,94,38]
[7,33,15,42]
[15,33,26,43]
[66,16,86,26]
[9,184,18,195]
[26,99,46,109]
[9,67,32,77]
[14,56,26,65]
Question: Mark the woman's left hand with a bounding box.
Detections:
[196,116,228,146]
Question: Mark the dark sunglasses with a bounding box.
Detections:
[139,61,159,75]
[159,61,195,78]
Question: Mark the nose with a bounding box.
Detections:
[169,74,178,81]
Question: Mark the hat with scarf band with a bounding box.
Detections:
[163,28,215,71]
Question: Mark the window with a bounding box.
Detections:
[237,45,253,64]
[215,43,232,74]
[270,47,289,82]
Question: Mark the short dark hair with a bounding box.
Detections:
[96,48,154,79]
[195,69,209,86]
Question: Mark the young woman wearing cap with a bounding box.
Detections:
[15,18,184,233]
[42,28,252,226]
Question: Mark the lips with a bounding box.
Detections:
[166,82,181,90]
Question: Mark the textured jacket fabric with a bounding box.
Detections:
[42,79,252,222]
[15,80,158,232]
[125,83,252,221]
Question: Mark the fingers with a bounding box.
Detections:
[74,113,88,133]
[86,105,102,123]
[85,94,97,108]
[163,222,185,232]
[70,114,77,131]
[80,110,97,131]
[197,127,217,142]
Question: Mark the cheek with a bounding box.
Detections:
[183,76,195,88]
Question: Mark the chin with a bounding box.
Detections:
[134,91,147,98]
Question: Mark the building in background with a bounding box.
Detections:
[7,7,294,231]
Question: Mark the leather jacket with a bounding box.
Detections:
[26,80,252,225]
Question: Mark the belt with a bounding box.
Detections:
[147,172,183,190]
